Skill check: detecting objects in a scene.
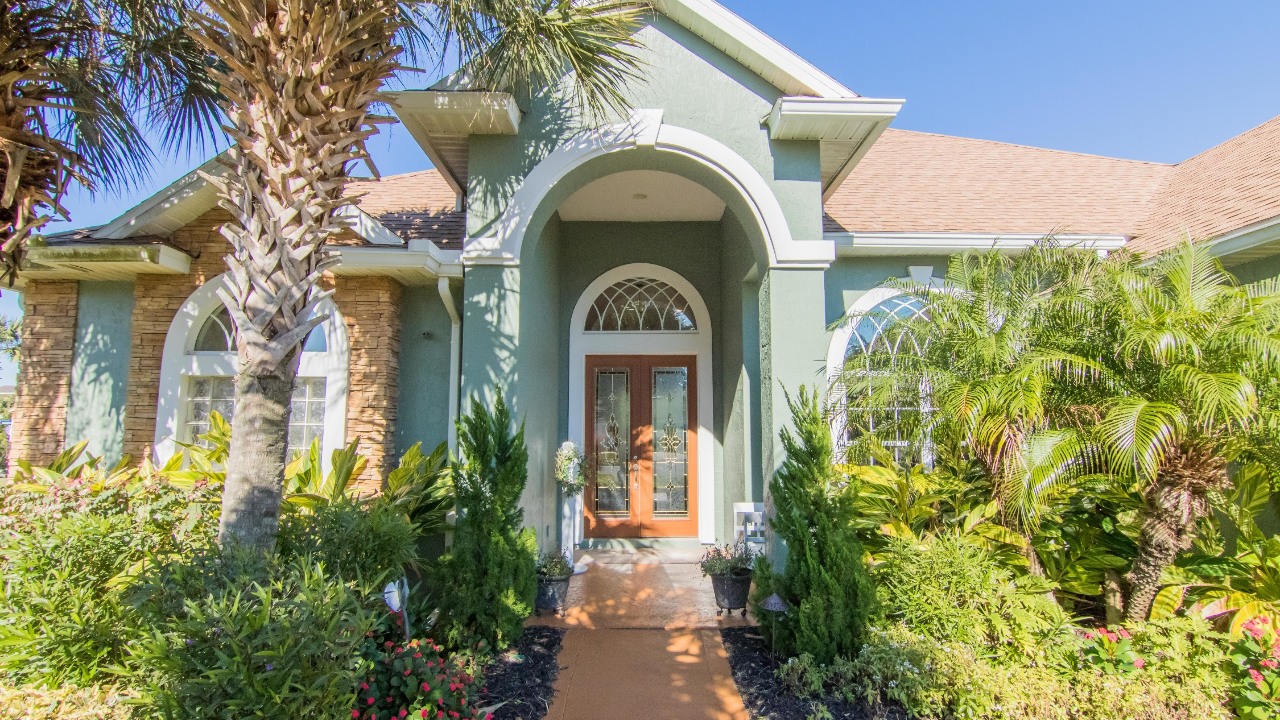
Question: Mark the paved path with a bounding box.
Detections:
[530,548,751,720]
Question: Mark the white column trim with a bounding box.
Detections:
[568,263,715,543]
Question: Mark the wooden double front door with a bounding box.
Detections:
[585,355,698,538]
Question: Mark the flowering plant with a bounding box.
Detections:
[699,543,756,577]
[354,637,492,720]
[554,442,586,497]
[1229,615,1280,719]
[1078,626,1144,677]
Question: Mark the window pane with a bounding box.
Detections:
[193,307,236,352]
[592,369,631,516]
[584,278,697,332]
[652,368,689,518]
[303,326,327,353]
[183,376,327,457]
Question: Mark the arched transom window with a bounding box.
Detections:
[845,295,928,362]
[155,275,349,463]
[584,277,698,332]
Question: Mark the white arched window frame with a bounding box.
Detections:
[826,267,940,463]
[153,274,350,464]
[568,263,715,543]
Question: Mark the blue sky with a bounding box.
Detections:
[6,0,1276,385]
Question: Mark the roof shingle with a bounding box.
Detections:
[347,169,464,247]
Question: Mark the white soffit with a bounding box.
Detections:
[557,170,727,222]
[1207,215,1280,266]
[769,97,904,198]
[96,157,226,240]
[386,91,520,196]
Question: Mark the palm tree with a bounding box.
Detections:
[842,245,1106,550]
[1084,243,1280,620]
[190,0,644,550]
[0,0,219,286]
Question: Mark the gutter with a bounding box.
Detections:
[437,276,462,451]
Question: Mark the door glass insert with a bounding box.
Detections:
[593,368,631,516]
[651,367,689,518]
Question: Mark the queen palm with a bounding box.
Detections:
[0,0,218,286]
[189,0,644,549]
[1084,243,1280,620]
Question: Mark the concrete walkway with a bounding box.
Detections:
[529,548,751,720]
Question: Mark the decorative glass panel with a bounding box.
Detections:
[193,307,235,352]
[585,278,697,332]
[651,367,689,518]
[592,369,631,516]
[846,295,927,359]
[184,376,326,455]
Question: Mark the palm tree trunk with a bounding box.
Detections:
[1124,446,1226,621]
[217,364,298,550]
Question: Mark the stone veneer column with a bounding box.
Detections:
[335,276,402,490]
[10,281,78,470]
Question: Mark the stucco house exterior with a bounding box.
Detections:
[10,0,1280,548]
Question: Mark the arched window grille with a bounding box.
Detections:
[584,278,698,332]
[838,294,930,464]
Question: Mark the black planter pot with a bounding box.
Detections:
[536,574,572,616]
[710,570,752,617]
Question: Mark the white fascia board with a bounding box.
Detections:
[335,206,404,246]
[335,244,463,278]
[768,97,904,140]
[96,156,226,240]
[828,232,1129,256]
[1206,215,1280,259]
[387,91,520,134]
[26,243,193,273]
[652,0,855,98]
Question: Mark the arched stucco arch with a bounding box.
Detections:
[462,111,834,267]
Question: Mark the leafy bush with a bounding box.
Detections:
[383,441,454,536]
[752,388,878,665]
[1229,616,1280,719]
[535,551,573,578]
[0,447,220,686]
[434,396,537,650]
[698,543,754,577]
[354,637,487,720]
[0,683,135,719]
[129,549,379,718]
[277,496,418,588]
[874,533,1071,660]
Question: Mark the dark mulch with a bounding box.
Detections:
[481,626,566,720]
[721,627,891,720]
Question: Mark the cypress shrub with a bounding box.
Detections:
[434,395,537,650]
[752,387,878,664]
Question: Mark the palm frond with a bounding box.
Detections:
[1097,398,1184,481]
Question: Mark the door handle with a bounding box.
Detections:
[631,455,639,491]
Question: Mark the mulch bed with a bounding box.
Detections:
[720,627,890,720]
[481,626,566,720]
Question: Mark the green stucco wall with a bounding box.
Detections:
[66,281,134,464]
[465,14,823,248]
[395,285,457,456]
[1229,255,1280,284]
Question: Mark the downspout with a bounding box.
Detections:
[437,276,462,451]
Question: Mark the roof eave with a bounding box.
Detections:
[767,97,905,198]
[19,243,193,284]
[827,231,1130,257]
[386,91,521,195]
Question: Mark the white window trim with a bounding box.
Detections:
[154,274,350,464]
[826,266,939,451]
[568,263,715,543]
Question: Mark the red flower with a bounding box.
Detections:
[1133,658,1145,669]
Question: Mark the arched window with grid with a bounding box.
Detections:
[584,277,698,333]
[834,292,930,464]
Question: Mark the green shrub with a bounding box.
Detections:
[1226,616,1280,719]
[353,637,486,720]
[752,388,877,664]
[874,533,1071,661]
[276,496,418,588]
[0,455,220,686]
[0,683,136,719]
[434,396,537,650]
[129,549,378,718]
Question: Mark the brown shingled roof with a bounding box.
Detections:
[1131,116,1280,254]
[346,169,464,247]
[824,129,1172,237]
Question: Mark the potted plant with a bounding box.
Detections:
[535,551,575,616]
[699,543,756,617]
[555,442,587,554]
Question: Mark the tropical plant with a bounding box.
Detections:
[536,550,574,578]
[188,0,645,552]
[433,395,537,649]
[281,438,368,512]
[1080,244,1280,619]
[698,543,755,577]
[1228,616,1280,719]
[0,0,218,285]
[752,388,878,664]
[382,441,453,535]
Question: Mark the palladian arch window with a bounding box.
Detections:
[837,293,930,464]
[585,278,698,332]
[182,305,337,454]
